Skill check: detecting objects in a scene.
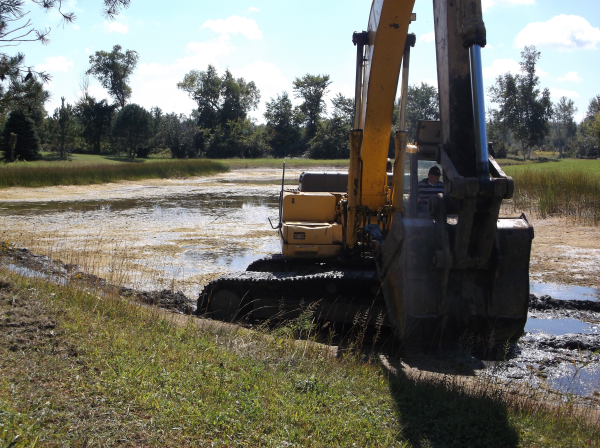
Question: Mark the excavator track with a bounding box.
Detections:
[197,263,387,326]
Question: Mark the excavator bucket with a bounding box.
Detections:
[376,212,533,350]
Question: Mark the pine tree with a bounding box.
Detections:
[1,110,41,161]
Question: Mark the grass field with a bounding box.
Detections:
[0,156,229,189]
[2,154,599,224]
[1,269,598,447]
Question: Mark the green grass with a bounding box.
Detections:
[1,270,598,447]
[502,159,600,224]
[0,154,348,188]
[0,158,229,188]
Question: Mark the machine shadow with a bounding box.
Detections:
[381,357,520,448]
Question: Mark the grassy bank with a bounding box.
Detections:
[0,154,349,188]
[0,158,229,189]
[504,160,600,224]
[1,270,598,447]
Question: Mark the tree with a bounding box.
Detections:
[206,119,270,159]
[488,73,519,155]
[489,46,552,159]
[177,65,221,131]
[572,95,600,158]
[403,82,439,143]
[307,93,354,159]
[49,97,79,158]
[76,95,116,154]
[112,104,152,159]
[551,97,577,158]
[292,73,331,139]
[1,109,41,160]
[87,45,139,108]
[0,1,129,115]
[177,65,259,131]
[158,113,202,159]
[264,91,303,157]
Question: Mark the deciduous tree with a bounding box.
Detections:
[292,73,331,139]
[87,45,139,109]
[76,95,116,154]
[551,96,577,159]
[264,92,303,157]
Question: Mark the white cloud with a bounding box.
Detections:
[248,7,259,12]
[558,71,583,83]
[36,56,74,73]
[549,88,580,99]
[417,78,438,88]
[104,20,129,34]
[72,24,80,30]
[132,36,237,115]
[238,61,289,119]
[85,48,91,54]
[515,15,600,50]
[419,31,435,43]
[482,58,522,79]
[87,85,112,102]
[202,15,262,40]
[482,0,534,12]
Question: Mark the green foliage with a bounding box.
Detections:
[308,117,351,159]
[551,97,577,158]
[46,97,81,158]
[571,95,600,159]
[112,104,152,159]
[1,110,41,161]
[293,73,331,140]
[403,82,439,142]
[76,95,116,154]
[158,113,202,159]
[177,65,259,132]
[87,45,139,108]
[264,92,304,157]
[489,46,552,159]
[206,119,270,159]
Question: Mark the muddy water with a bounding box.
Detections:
[0,170,293,297]
[1,168,599,400]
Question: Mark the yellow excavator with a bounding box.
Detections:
[198,0,533,350]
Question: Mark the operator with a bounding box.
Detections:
[417,166,443,208]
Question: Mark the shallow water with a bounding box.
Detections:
[530,281,600,302]
[525,317,599,336]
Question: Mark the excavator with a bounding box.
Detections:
[198,0,533,350]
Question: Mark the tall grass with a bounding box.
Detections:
[0,159,228,188]
[506,168,600,225]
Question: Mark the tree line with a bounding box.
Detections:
[0,39,442,161]
[487,46,599,160]
[0,0,596,162]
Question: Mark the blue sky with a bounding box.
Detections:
[22,0,600,123]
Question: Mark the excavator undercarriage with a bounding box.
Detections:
[197,0,533,351]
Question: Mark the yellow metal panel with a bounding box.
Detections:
[281,243,342,259]
[282,192,337,222]
[360,0,416,209]
[283,222,343,245]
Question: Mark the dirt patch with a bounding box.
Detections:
[0,280,59,353]
[528,217,600,288]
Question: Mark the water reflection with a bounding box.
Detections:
[530,282,599,302]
